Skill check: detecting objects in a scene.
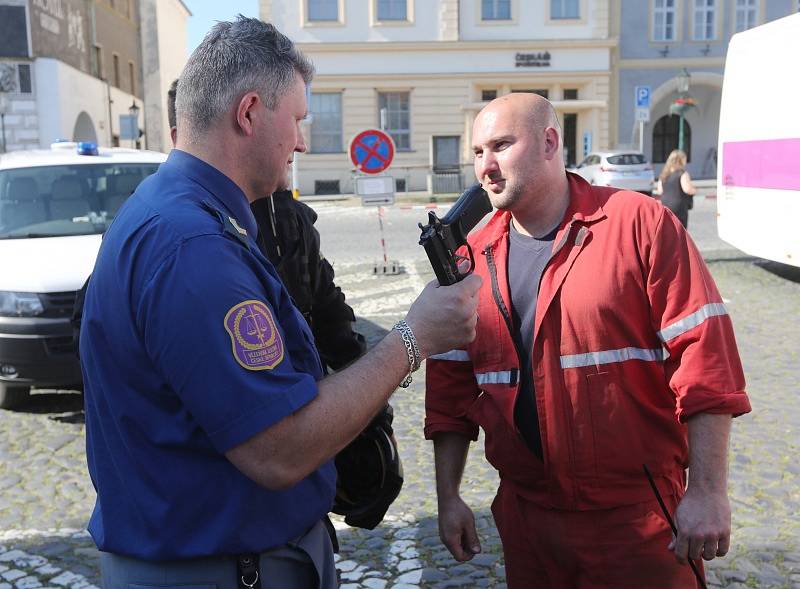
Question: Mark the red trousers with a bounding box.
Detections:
[492,482,703,588]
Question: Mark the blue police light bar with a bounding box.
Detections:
[77,142,99,156]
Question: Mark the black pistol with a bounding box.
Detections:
[419,184,493,286]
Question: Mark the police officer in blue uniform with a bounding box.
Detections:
[167,78,403,534]
[80,17,480,588]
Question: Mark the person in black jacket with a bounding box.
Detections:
[250,192,366,370]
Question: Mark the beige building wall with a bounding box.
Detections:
[140,0,190,152]
[93,0,142,97]
[266,0,614,195]
[298,70,612,196]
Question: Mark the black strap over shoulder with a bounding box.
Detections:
[237,554,261,589]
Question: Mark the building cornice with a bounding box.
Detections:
[310,71,611,83]
[462,99,607,112]
[297,37,619,53]
[176,0,192,17]
[617,57,725,68]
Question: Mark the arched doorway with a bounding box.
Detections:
[644,72,722,178]
[72,111,97,143]
[652,114,691,164]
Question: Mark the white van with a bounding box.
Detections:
[717,12,800,267]
[0,142,165,408]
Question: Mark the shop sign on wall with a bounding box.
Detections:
[515,52,551,67]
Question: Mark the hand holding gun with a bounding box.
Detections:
[418,184,493,286]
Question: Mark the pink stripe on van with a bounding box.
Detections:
[722,138,800,191]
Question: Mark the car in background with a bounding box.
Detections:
[0,141,165,409]
[572,151,655,195]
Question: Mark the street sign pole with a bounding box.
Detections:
[639,120,644,153]
[377,206,388,264]
[349,127,400,276]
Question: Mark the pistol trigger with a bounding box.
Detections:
[454,253,471,275]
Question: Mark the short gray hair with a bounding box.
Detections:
[176,16,314,140]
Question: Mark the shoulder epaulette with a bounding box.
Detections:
[200,200,248,246]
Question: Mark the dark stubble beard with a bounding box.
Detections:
[489,178,526,211]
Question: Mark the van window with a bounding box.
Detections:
[0,163,159,239]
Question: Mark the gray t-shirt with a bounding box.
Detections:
[508,220,557,459]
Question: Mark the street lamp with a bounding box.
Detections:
[0,92,8,154]
[676,69,691,153]
[128,100,140,149]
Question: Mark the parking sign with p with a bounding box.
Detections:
[635,86,651,109]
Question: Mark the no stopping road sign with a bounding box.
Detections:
[349,129,395,175]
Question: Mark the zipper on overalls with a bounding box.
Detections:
[483,244,520,387]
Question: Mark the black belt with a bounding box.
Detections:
[235,515,338,588]
[236,554,261,589]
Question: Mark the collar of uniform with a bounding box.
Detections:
[166,149,259,240]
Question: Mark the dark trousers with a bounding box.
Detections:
[100,519,337,589]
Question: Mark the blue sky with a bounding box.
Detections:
[184,1,260,53]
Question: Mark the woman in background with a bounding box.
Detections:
[656,149,697,228]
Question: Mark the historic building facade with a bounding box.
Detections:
[610,0,799,178]
[0,0,151,151]
[261,0,615,195]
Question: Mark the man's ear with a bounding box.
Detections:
[543,127,560,161]
[235,92,261,137]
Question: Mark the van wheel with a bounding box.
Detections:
[0,383,30,410]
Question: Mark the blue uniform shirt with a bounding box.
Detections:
[80,149,336,560]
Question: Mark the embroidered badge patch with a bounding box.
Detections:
[224,300,284,370]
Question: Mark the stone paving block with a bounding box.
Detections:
[46,572,83,587]
[419,568,447,583]
[394,569,422,584]
[14,577,42,589]
[337,559,358,573]
[469,553,499,568]
[396,559,421,573]
[0,553,28,564]
[430,579,473,589]
[448,563,475,577]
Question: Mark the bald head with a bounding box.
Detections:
[471,91,569,234]
[478,92,561,142]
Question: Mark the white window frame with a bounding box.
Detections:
[378,91,411,151]
[309,92,343,154]
[375,0,408,21]
[302,0,345,26]
[370,0,414,25]
[733,0,760,33]
[652,0,678,42]
[550,0,580,20]
[481,0,512,21]
[691,0,717,41]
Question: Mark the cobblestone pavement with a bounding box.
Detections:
[0,203,798,588]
